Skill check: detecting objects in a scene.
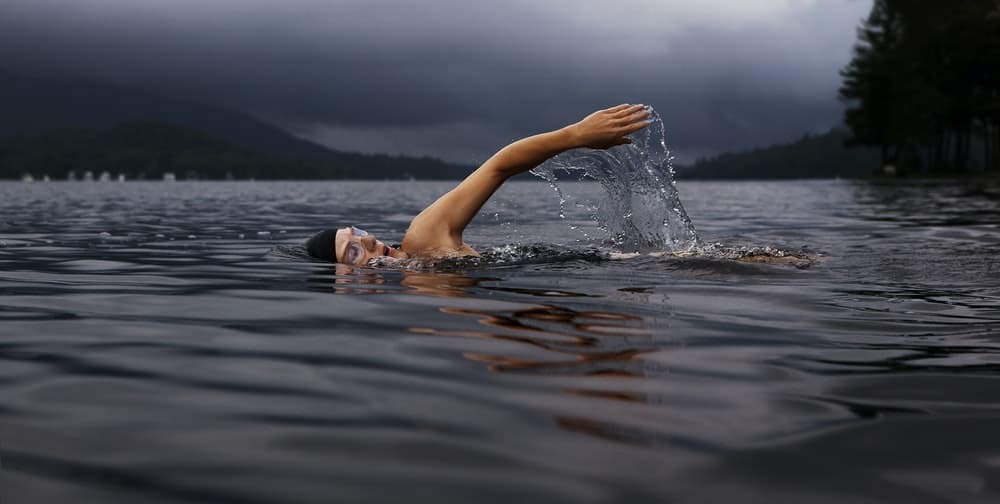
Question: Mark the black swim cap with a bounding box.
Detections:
[306,229,339,262]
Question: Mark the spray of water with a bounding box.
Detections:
[530,106,699,253]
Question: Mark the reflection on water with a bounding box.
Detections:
[322,263,388,295]
[849,178,1000,226]
[397,271,670,445]
[399,273,658,368]
[400,271,485,298]
[307,263,681,448]
[415,302,655,375]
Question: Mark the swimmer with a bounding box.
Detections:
[306,104,651,264]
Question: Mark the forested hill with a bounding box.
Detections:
[0,70,473,180]
[0,121,475,180]
[677,129,880,180]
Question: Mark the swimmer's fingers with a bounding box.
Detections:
[620,116,652,134]
[611,115,652,144]
[612,107,650,128]
[610,104,647,119]
[604,103,635,114]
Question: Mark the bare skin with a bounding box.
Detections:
[334,104,652,264]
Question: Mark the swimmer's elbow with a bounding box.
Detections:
[483,160,520,181]
[465,152,516,182]
[481,148,545,181]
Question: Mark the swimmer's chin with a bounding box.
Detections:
[385,244,409,260]
[357,244,408,267]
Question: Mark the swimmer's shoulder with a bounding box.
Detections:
[401,213,479,259]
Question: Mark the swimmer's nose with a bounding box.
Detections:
[360,235,378,252]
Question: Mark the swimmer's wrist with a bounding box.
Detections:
[559,125,585,150]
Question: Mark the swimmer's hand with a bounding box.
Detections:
[565,104,651,150]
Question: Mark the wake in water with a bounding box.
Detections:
[359,243,816,271]
[530,106,699,254]
[609,243,817,269]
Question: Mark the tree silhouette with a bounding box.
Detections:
[840,0,1000,174]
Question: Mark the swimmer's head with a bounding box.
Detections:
[305,226,401,264]
[305,229,338,262]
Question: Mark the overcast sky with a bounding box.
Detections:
[0,0,872,163]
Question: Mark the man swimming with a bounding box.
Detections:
[306,104,652,264]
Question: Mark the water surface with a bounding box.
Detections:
[1,179,1000,503]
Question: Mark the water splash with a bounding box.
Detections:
[530,106,699,253]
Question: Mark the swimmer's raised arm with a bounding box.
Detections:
[401,104,651,257]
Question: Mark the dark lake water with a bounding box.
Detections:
[2,179,1000,503]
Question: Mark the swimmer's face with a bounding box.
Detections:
[335,226,399,265]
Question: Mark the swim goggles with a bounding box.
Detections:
[341,226,370,264]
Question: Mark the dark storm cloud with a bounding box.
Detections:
[0,0,871,163]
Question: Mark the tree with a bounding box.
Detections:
[840,0,1000,174]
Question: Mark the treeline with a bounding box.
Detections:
[0,121,473,180]
[680,129,879,179]
[840,0,1000,174]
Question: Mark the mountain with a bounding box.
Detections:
[0,69,473,179]
[0,70,336,159]
[0,120,357,180]
[677,129,881,180]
